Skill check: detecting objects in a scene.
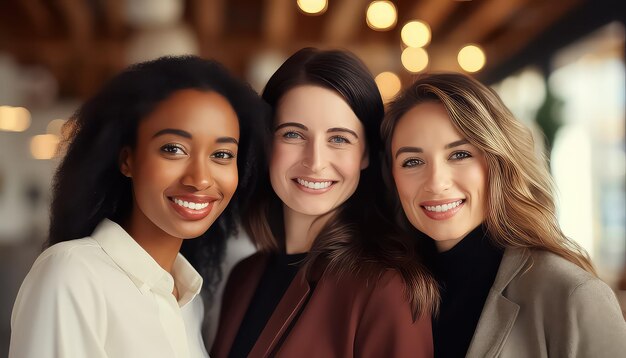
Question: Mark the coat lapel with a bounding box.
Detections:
[248,267,312,358]
[217,254,269,358]
[466,249,529,358]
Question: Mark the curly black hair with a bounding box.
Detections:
[48,55,268,300]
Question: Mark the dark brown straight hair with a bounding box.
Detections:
[242,48,439,318]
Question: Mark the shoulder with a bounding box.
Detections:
[228,252,267,277]
[222,252,268,293]
[505,249,618,309]
[520,249,597,293]
[22,238,109,297]
[12,238,108,326]
[33,238,104,277]
[321,268,409,307]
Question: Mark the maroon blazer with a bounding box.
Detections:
[211,253,433,358]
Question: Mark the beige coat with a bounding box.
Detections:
[467,248,626,358]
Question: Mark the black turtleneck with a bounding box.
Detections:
[431,225,503,358]
[229,252,307,358]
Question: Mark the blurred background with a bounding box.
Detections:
[0,0,624,353]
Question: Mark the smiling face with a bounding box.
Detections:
[120,89,239,241]
[269,85,368,218]
[391,102,488,252]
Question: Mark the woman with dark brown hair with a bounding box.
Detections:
[211,48,438,358]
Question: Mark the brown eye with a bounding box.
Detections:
[450,151,471,160]
[211,150,235,160]
[160,144,186,155]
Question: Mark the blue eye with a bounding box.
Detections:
[211,151,235,160]
[450,151,471,160]
[329,135,350,144]
[161,144,186,155]
[283,131,303,139]
[401,158,424,168]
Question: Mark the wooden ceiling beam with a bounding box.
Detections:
[407,0,458,33]
[483,0,582,69]
[19,0,52,35]
[263,0,295,47]
[443,0,529,44]
[102,0,125,37]
[323,0,370,45]
[191,0,225,46]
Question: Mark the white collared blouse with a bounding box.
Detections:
[9,219,210,358]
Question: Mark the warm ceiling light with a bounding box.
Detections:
[366,1,397,31]
[401,47,429,73]
[30,134,61,160]
[0,106,31,132]
[458,45,486,73]
[297,0,328,15]
[375,71,401,101]
[401,20,431,48]
[46,119,67,136]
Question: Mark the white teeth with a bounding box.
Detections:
[296,178,332,190]
[424,200,463,213]
[173,198,210,211]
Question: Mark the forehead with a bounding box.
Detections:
[140,89,239,135]
[275,85,363,131]
[392,102,463,147]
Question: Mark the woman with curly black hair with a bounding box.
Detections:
[10,56,266,358]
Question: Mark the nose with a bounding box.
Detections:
[301,138,327,172]
[423,161,451,194]
[181,157,214,191]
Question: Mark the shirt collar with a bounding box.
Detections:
[92,219,203,307]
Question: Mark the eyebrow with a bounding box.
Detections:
[395,139,470,158]
[153,128,238,145]
[275,123,359,138]
[216,137,239,145]
[445,139,469,149]
[327,127,359,138]
[275,122,307,131]
[153,128,191,139]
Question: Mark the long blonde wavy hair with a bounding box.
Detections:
[381,72,596,275]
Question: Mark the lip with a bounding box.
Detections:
[292,177,337,194]
[419,199,465,221]
[167,194,219,221]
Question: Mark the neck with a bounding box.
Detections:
[283,205,336,254]
[123,206,183,274]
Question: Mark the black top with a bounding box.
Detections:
[431,225,504,358]
[228,252,307,358]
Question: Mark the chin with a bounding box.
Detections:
[288,203,335,217]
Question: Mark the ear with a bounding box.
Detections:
[360,152,369,170]
[119,146,133,178]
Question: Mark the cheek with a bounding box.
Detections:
[336,150,365,180]
[392,166,417,202]
[133,154,176,192]
[269,143,299,178]
[214,165,239,198]
[393,174,415,205]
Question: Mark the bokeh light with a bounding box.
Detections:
[401,47,429,73]
[375,71,401,102]
[297,0,328,15]
[401,21,431,48]
[458,44,486,73]
[366,1,397,31]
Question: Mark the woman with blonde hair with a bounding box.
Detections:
[381,72,626,357]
